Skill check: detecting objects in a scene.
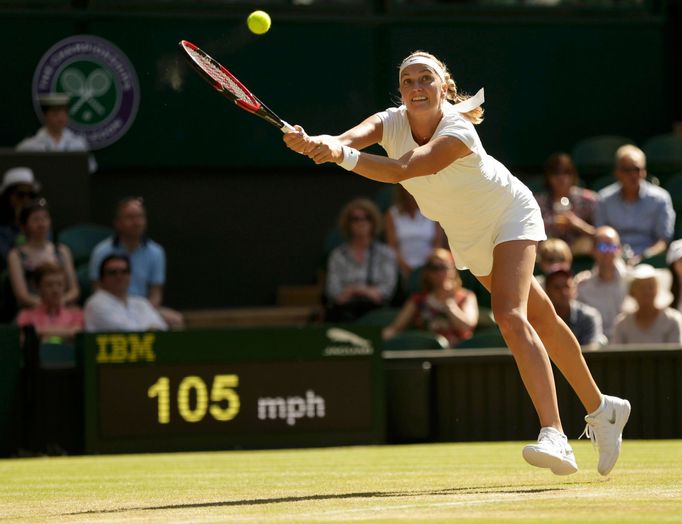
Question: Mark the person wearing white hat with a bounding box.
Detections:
[0,167,41,272]
[666,239,682,312]
[612,264,682,344]
[16,92,97,173]
[283,50,631,476]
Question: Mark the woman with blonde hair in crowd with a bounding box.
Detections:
[382,248,478,347]
[324,197,398,322]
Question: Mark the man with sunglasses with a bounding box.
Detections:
[595,145,675,265]
[84,254,167,332]
[575,226,630,341]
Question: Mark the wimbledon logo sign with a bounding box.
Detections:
[32,35,140,150]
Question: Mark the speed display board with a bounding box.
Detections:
[82,326,384,453]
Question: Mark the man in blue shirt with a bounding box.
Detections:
[595,145,675,265]
[89,196,183,328]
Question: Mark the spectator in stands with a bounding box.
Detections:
[6,199,79,308]
[667,239,682,313]
[325,197,398,322]
[544,265,605,350]
[89,196,184,328]
[535,153,597,255]
[384,184,443,278]
[535,238,573,289]
[16,262,83,341]
[84,254,167,332]
[612,264,682,344]
[0,167,41,270]
[575,226,629,342]
[382,248,477,348]
[16,93,97,173]
[595,145,675,265]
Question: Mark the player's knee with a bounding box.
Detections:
[492,307,526,336]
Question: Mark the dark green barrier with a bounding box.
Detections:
[82,326,385,453]
[0,325,21,456]
[383,345,682,442]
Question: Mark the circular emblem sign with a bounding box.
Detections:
[32,35,140,150]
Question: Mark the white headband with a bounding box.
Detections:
[399,56,446,83]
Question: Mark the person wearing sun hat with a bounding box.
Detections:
[0,167,42,270]
[16,92,97,173]
[611,263,682,344]
[666,239,682,313]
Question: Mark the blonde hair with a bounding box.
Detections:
[400,51,484,125]
[538,238,572,265]
[615,144,646,167]
[338,197,383,239]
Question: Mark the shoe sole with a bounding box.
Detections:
[522,446,578,475]
[597,399,631,476]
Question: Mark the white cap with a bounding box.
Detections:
[623,263,673,309]
[666,239,682,265]
[0,167,40,195]
[38,92,70,108]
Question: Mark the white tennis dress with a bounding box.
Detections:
[377,102,546,276]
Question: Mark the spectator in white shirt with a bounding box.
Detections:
[16,93,97,173]
[84,254,167,332]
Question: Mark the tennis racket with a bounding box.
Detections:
[178,39,294,133]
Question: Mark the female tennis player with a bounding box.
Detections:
[283,51,630,476]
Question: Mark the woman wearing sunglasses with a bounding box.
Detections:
[382,248,477,348]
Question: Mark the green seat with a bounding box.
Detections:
[571,135,634,180]
[643,134,682,177]
[355,307,401,327]
[522,174,545,195]
[373,185,397,213]
[58,223,113,266]
[457,327,506,349]
[383,330,448,350]
[404,265,425,296]
[589,174,616,192]
[76,263,93,305]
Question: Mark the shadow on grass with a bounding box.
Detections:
[61,483,580,516]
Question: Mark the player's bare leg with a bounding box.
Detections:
[477,239,577,474]
[526,275,630,475]
[526,278,601,412]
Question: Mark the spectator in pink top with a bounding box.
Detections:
[16,262,84,341]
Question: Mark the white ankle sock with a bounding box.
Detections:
[588,395,607,417]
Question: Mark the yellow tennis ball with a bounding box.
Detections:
[247,10,271,35]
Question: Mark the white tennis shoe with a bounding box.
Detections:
[522,427,578,475]
[581,395,631,476]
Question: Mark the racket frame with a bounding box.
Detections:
[178,39,293,133]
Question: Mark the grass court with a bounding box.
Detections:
[1,440,681,523]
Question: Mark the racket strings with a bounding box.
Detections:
[190,49,251,103]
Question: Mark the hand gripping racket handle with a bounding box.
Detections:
[280,121,296,134]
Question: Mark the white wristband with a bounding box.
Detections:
[339,146,360,171]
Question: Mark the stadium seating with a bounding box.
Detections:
[571,135,634,180]
[589,174,615,192]
[383,330,448,350]
[457,326,506,349]
[373,185,397,213]
[57,223,113,267]
[355,307,400,326]
[643,133,682,177]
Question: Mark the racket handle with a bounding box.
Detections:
[281,121,296,133]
